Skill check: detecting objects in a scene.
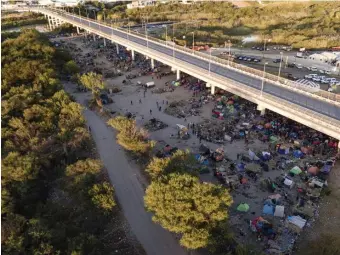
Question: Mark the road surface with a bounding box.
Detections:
[82,108,187,255]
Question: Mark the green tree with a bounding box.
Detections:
[63,60,80,75]
[146,150,196,179]
[79,72,104,96]
[144,173,233,249]
[88,182,116,213]
[107,117,155,154]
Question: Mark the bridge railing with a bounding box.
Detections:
[26,6,340,104]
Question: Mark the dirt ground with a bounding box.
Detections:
[56,35,339,255]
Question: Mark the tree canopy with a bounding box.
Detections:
[1,30,139,255]
[144,173,233,249]
[107,116,155,155]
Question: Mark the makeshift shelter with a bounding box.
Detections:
[263,204,275,215]
[284,177,294,188]
[308,166,319,175]
[237,203,250,212]
[287,215,306,230]
[320,161,333,174]
[293,150,304,158]
[274,206,285,218]
[248,149,260,161]
[250,217,275,236]
[290,166,302,175]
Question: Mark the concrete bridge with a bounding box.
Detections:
[7,6,340,141]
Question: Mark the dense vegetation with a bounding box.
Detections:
[1,12,46,29]
[107,116,233,251]
[1,30,138,255]
[94,1,340,49]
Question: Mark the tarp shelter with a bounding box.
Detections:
[320,161,333,174]
[274,205,285,218]
[261,151,271,161]
[287,215,306,229]
[308,166,319,175]
[284,178,294,188]
[237,203,250,212]
[250,217,275,236]
[293,150,304,158]
[290,166,302,175]
[263,204,275,215]
[248,149,260,160]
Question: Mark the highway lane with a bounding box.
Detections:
[61,11,340,120]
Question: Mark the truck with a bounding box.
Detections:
[296,52,303,58]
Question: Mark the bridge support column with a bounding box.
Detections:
[47,16,52,31]
[116,43,119,54]
[176,69,180,80]
[93,34,96,41]
[211,85,215,95]
[76,26,80,34]
[257,104,266,116]
[206,83,211,88]
[131,50,135,61]
[151,58,155,69]
[103,38,106,47]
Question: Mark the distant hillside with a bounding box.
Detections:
[104,1,340,49]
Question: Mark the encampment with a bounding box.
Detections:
[237,203,250,212]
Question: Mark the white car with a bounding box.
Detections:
[321,79,330,84]
[305,74,318,79]
[296,64,303,69]
[319,69,325,74]
[325,70,332,74]
[311,67,318,71]
[313,77,321,82]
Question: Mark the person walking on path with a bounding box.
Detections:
[139,99,142,104]
[159,106,162,111]
[88,126,91,133]
[150,109,152,115]
[131,100,133,105]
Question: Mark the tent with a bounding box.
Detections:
[237,203,250,212]
[293,150,303,158]
[248,149,259,160]
[308,166,319,175]
[320,161,333,174]
[284,178,294,188]
[250,217,275,236]
[263,204,275,215]
[274,205,285,218]
[290,166,302,175]
[287,215,306,229]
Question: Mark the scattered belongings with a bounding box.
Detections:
[144,118,168,131]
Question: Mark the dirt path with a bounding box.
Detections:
[82,108,188,255]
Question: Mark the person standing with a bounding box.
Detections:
[150,109,152,115]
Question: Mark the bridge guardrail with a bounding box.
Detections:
[20,6,340,105]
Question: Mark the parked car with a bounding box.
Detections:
[287,63,295,68]
[319,69,325,74]
[325,70,332,74]
[305,74,318,79]
[253,58,261,62]
[296,64,303,69]
[311,67,318,71]
[273,58,282,63]
[312,77,322,82]
[321,79,330,84]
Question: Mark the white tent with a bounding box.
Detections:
[274,205,285,218]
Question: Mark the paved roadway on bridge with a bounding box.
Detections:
[59,11,340,121]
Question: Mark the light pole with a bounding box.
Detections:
[209,48,212,76]
[165,25,168,45]
[263,38,271,58]
[183,35,186,47]
[261,62,268,97]
[145,16,149,50]
[228,39,231,65]
[278,52,283,81]
[173,37,176,64]
[191,32,195,54]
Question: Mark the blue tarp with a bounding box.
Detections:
[263,204,275,215]
[237,163,245,172]
[293,150,303,158]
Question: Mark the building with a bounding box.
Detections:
[308,52,338,63]
[127,0,157,9]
